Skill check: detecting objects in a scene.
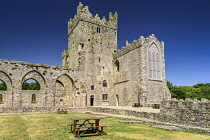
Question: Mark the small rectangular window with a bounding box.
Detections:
[102,94,108,101]
[91,86,94,90]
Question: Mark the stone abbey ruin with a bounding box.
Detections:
[0,2,170,108]
[0,3,209,132]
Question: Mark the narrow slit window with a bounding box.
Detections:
[0,94,3,103]
[115,60,120,72]
[97,27,101,33]
[32,94,36,103]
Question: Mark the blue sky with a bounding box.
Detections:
[0,0,210,86]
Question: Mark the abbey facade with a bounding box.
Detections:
[0,3,170,109]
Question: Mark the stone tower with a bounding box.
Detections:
[62,2,119,106]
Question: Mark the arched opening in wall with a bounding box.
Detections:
[78,43,84,51]
[0,80,7,91]
[90,95,94,106]
[55,75,74,107]
[103,80,107,87]
[0,94,3,103]
[116,95,119,106]
[22,79,40,90]
[31,94,36,103]
[115,60,120,72]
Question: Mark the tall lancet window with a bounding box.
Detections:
[148,44,161,80]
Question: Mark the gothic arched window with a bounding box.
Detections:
[148,44,161,80]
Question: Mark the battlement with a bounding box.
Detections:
[68,2,118,34]
[113,34,162,59]
[161,98,210,111]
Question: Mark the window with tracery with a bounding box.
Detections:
[148,44,161,80]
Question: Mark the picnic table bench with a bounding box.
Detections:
[69,118,107,138]
[132,103,142,107]
[57,108,67,114]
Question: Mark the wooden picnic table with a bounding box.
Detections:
[69,117,107,138]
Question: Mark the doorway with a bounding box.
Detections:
[90,95,94,106]
[116,95,119,106]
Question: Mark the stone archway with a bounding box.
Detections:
[22,70,45,90]
[21,70,45,107]
[55,74,74,107]
[0,71,12,107]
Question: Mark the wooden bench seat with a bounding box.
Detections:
[68,123,98,133]
[75,126,107,138]
[76,125,107,129]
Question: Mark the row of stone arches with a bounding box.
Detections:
[0,70,75,107]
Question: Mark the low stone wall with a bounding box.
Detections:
[87,107,160,120]
[160,98,210,128]
[0,107,87,114]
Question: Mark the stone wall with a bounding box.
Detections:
[113,34,170,106]
[0,107,87,113]
[160,98,210,128]
[0,59,87,108]
[87,98,210,128]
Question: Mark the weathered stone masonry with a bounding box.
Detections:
[0,3,170,109]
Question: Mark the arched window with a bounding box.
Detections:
[0,80,7,91]
[32,94,36,103]
[103,80,107,87]
[0,94,3,103]
[148,44,161,79]
[22,79,40,90]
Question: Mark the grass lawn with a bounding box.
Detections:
[0,112,209,140]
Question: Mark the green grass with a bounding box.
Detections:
[0,112,209,140]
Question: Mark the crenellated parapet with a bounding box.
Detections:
[161,98,210,112]
[113,36,144,59]
[160,98,210,128]
[68,2,118,35]
[161,98,210,111]
[113,34,161,59]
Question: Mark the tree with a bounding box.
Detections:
[0,81,7,91]
[167,81,210,100]
[22,79,40,90]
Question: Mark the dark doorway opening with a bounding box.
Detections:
[90,95,94,106]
